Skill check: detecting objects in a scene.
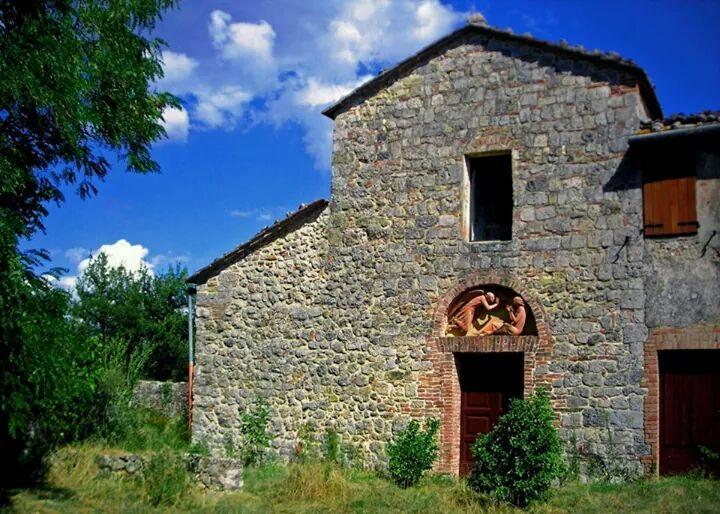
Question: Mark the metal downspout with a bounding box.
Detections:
[187,284,197,430]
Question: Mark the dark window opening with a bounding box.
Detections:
[468,154,512,241]
[642,148,697,237]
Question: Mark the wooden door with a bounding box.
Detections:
[660,351,720,475]
[460,391,504,475]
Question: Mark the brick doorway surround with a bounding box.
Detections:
[642,325,720,474]
[419,272,556,475]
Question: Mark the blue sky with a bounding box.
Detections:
[30,0,719,287]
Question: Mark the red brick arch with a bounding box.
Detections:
[415,271,556,475]
[430,271,549,338]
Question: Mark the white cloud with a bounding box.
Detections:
[77,239,154,276]
[162,1,464,167]
[295,77,370,108]
[161,106,190,142]
[64,246,88,264]
[209,10,276,62]
[229,206,288,223]
[413,0,459,40]
[160,50,198,85]
[54,240,191,292]
[58,276,78,291]
[193,86,251,128]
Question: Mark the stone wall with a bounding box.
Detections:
[327,32,651,473]
[192,30,718,475]
[193,207,330,460]
[133,380,188,418]
[97,453,243,491]
[644,151,720,328]
[639,150,720,470]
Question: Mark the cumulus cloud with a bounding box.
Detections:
[55,240,154,291]
[193,86,251,129]
[210,11,276,62]
[77,239,154,276]
[295,77,370,108]
[64,246,88,264]
[207,11,279,92]
[162,1,464,166]
[159,50,198,86]
[161,106,190,142]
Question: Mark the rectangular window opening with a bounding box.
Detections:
[467,153,513,241]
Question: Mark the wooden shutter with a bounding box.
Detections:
[642,150,698,237]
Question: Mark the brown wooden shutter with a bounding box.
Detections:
[675,175,698,235]
[642,149,697,237]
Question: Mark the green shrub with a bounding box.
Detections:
[469,389,564,507]
[296,421,320,462]
[139,450,190,507]
[698,445,719,478]
[387,418,440,488]
[323,429,341,464]
[240,397,271,466]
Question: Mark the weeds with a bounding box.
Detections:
[138,450,190,507]
[239,397,271,466]
[280,461,350,503]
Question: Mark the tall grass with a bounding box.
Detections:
[139,450,191,507]
[8,442,720,513]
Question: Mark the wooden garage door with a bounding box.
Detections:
[660,350,720,475]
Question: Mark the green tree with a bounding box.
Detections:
[74,252,188,381]
[0,0,180,485]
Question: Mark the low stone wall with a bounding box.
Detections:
[133,380,188,418]
[97,453,243,491]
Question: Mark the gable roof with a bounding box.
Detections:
[322,15,662,120]
[188,199,328,285]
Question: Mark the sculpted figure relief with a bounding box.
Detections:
[446,289,528,337]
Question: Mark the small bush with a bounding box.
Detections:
[139,450,190,507]
[296,421,320,462]
[469,389,564,507]
[698,445,719,478]
[240,397,271,466]
[387,418,440,488]
[323,429,341,464]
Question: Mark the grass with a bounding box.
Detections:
[4,444,720,513]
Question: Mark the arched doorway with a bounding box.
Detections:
[420,272,554,475]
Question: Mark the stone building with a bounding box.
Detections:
[188,15,720,476]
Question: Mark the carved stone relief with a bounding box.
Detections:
[446,286,530,337]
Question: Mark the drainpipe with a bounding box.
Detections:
[187,284,197,430]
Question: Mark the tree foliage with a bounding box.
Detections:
[74,253,188,381]
[0,0,180,486]
[0,0,179,242]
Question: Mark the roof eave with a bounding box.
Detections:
[322,22,662,121]
[629,123,720,145]
[187,199,329,285]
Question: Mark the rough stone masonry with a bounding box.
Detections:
[189,17,720,476]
